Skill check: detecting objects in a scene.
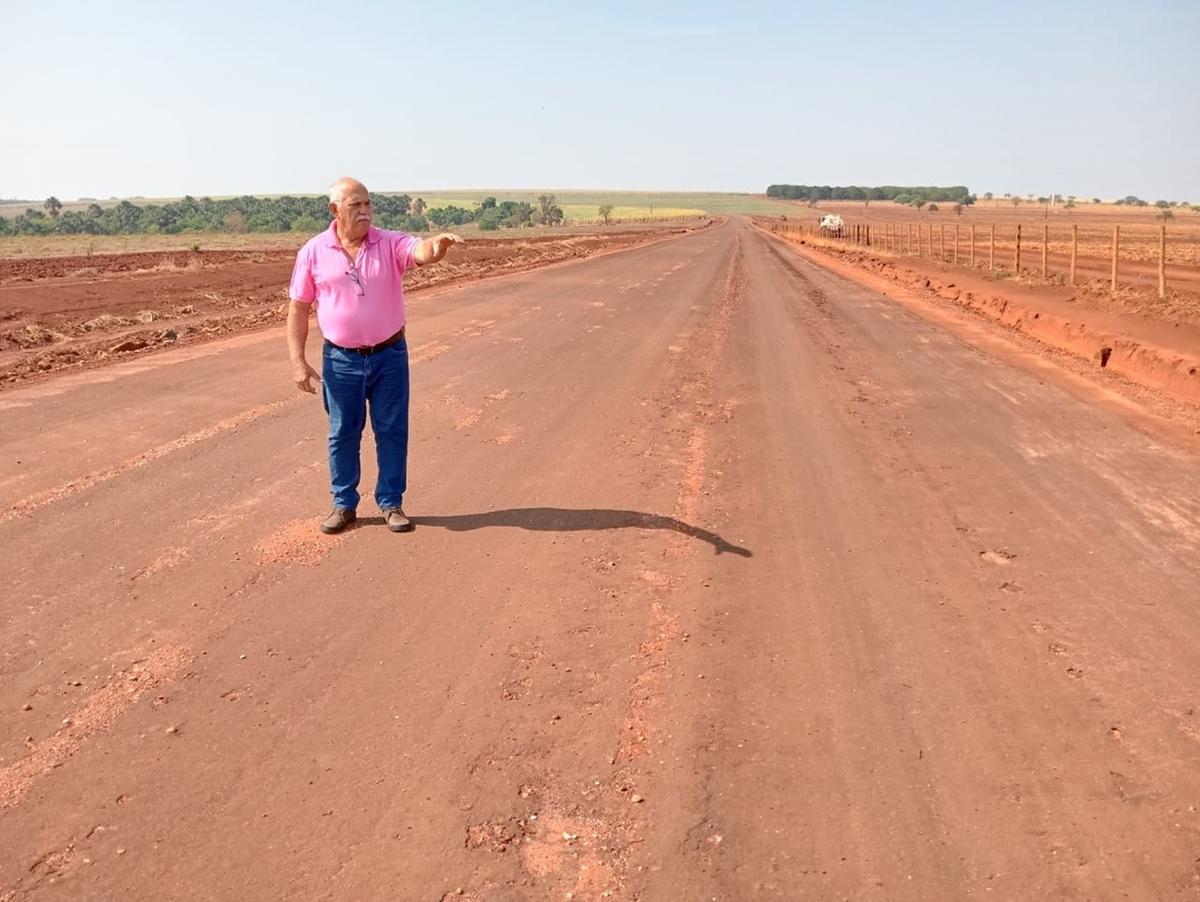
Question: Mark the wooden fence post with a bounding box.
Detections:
[1041,223,1048,279]
[866,225,871,247]
[1111,225,1119,292]
[954,224,960,265]
[1070,225,1077,285]
[940,224,946,261]
[1159,225,1166,299]
[990,224,995,271]
[1015,224,1022,273]
[970,224,976,268]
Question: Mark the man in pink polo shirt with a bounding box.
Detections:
[287,176,461,534]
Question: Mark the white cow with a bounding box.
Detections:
[819,214,844,237]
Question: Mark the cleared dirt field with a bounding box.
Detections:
[793,200,1200,269]
[0,224,710,387]
[2,218,1199,899]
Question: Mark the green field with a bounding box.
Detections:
[403,190,794,220]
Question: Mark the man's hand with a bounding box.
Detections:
[431,232,462,257]
[293,361,321,394]
[415,232,463,265]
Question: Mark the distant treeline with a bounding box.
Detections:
[767,184,973,203]
[0,193,567,237]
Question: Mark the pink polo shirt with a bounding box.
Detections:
[289,222,421,348]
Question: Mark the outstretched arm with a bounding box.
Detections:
[413,232,463,266]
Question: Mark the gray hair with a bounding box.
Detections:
[328,177,365,206]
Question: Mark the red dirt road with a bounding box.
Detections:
[2,218,1200,899]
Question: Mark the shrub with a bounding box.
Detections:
[290,214,326,234]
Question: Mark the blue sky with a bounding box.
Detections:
[3,0,1197,201]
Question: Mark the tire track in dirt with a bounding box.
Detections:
[463,237,747,898]
[0,644,192,813]
[0,399,296,524]
[615,241,745,768]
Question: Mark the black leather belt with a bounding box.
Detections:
[325,327,405,355]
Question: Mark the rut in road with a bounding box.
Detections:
[453,237,751,896]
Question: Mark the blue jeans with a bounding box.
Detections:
[321,339,409,511]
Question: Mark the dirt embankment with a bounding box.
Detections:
[0,224,712,387]
[757,221,1200,407]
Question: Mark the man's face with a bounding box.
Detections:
[331,184,372,241]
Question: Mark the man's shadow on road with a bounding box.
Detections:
[409,507,752,557]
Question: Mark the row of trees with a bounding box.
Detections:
[767,184,972,203]
[1112,196,1196,210]
[475,195,566,230]
[0,193,568,237]
[977,193,1196,218]
[772,186,1196,213]
[893,192,974,209]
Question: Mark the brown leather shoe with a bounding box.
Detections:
[320,508,357,534]
[382,507,414,533]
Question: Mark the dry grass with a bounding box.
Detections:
[0,231,306,259]
[80,314,135,331]
[4,324,70,348]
